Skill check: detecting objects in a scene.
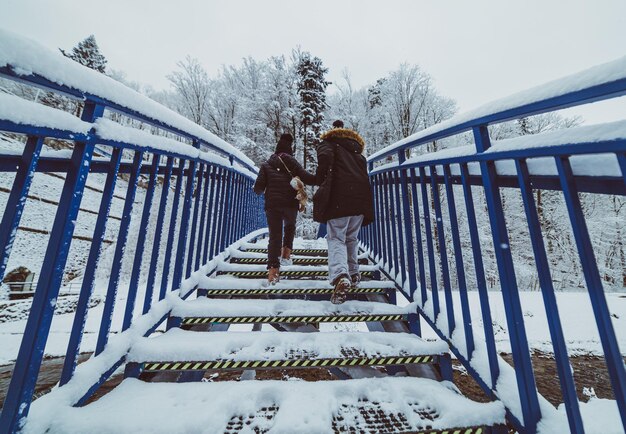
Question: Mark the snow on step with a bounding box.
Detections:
[216,262,379,273]
[128,329,447,363]
[171,298,415,319]
[27,377,505,433]
[198,276,396,290]
[229,246,368,260]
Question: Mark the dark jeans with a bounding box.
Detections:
[266,207,297,269]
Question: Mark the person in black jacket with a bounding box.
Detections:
[313,120,374,303]
[254,133,315,284]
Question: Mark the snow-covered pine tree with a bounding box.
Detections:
[296,52,329,170]
[60,35,107,73]
[41,35,108,119]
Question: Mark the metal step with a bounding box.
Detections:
[229,257,369,265]
[59,377,506,433]
[197,286,391,297]
[243,248,328,257]
[174,313,407,328]
[215,270,378,279]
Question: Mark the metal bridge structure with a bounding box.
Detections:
[0,31,625,433]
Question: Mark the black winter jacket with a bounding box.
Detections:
[314,128,375,225]
[254,153,315,210]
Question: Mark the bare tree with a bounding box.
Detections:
[167,56,210,126]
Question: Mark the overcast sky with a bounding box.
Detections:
[2,0,625,124]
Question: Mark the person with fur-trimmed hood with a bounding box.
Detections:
[313,120,374,304]
[254,133,315,284]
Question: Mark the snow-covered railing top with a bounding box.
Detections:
[0,28,257,174]
[368,55,626,164]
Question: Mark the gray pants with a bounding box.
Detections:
[327,215,364,284]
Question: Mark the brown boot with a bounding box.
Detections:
[268,267,280,285]
[280,247,292,266]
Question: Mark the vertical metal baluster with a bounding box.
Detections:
[202,167,218,264]
[219,170,234,252]
[443,165,474,358]
[172,161,197,291]
[210,168,225,259]
[123,154,160,331]
[0,135,44,282]
[459,163,499,388]
[474,125,541,431]
[399,167,417,298]
[419,166,440,319]
[388,171,401,280]
[392,170,407,288]
[0,102,102,433]
[61,147,122,385]
[381,173,395,277]
[143,156,174,312]
[516,159,584,434]
[372,174,382,260]
[556,155,626,429]
[429,165,456,338]
[409,168,428,305]
[185,163,205,279]
[159,158,185,300]
[96,150,144,355]
[196,165,210,270]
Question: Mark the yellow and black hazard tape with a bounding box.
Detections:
[231,258,328,265]
[216,270,375,278]
[201,287,388,296]
[244,248,328,256]
[141,355,435,372]
[181,314,406,325]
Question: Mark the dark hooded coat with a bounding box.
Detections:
[254,153,315,210]
[313,128,374,225]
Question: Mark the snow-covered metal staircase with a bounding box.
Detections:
[116,238,506,433]
[2,30,625,433]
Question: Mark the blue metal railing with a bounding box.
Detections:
[0,40,265,431]
[363,58,626,433]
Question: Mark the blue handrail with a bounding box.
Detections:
[363,56,626,433]
[0,32,264,433]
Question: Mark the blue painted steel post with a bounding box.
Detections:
[459,163,499,388]
[429,165,456,338]
[95,151,144,355]
[61,147,123,386]
[196,165,211,270]
[556,155,626,429]
[172,161,197,291]
[409,168,428,305]
[143,157,174,313]
[0,136,44,282]
[218,170,234,252]
[0,101,102,432]
[210,168,225,259]
[474,125,541,431]
[516,159,584,433]
[202,166,218,264]
[123,154,161,331]
[398,161,417,298]
[442,165,474,359]
[185,163,205,279]
[418,167,440,319]
[159,158,185,300]
[392,170,407,287]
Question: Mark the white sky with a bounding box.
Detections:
[1,0,625,124]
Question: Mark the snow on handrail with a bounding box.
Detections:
[0,28,257,172]
[369,55,626,163]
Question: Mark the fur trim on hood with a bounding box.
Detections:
[320,128,365,152]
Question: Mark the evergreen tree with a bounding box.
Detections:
[296,52,329,170]
[60,35,107,73]
[41,35,108,117]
